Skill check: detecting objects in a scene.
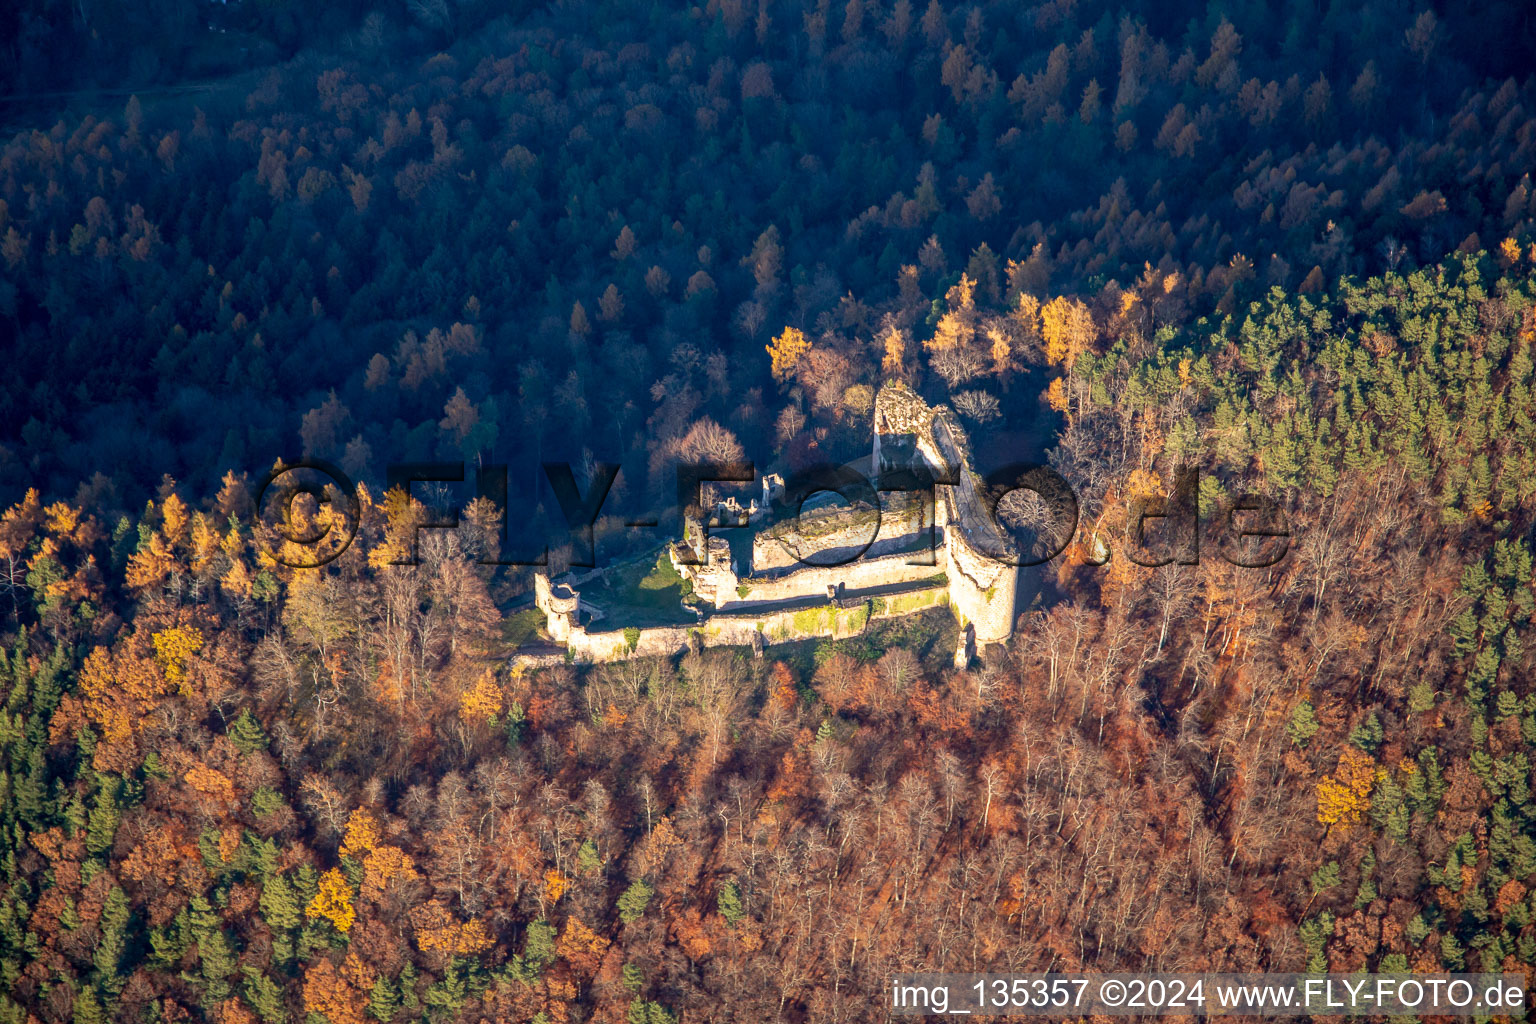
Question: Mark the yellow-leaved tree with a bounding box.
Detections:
[307,868,356,933]
[124,531,176,593]
[1316,748,1379,827]
[152,626,204,689]
[339,808,381,859]
[160,492,189,546]
[1043,378,1069,414]
[987,326,1012,377]
[766,326,810,381]
[458,670,504,724]
[1041,295,1095,369]
[879,321,907,376]
[924,273,978,354]
[367,485,421,570]
[1012,292,1041,337]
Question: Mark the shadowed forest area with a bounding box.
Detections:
[2,0,1536,1021]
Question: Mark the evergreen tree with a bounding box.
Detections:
[522,921,556,972]
[189,896,236,1004]
[576,838,601,874]
[617,880,654,924]
[148,909,190,969]
[627,999,677,1024]
[84,782,120,857]
[92,887,130,993]
[367,976,400,1022]
[1286,700,1319,746]
[71,986,106,1024]
[717,880,745,925]
[259,873,302,932]
[240,967,285,1024]
[228,710,269,754]
[1348,711,1384,752]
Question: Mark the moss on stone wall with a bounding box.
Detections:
[887,589,946,616]
[791,605,835,634]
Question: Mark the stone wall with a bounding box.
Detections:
[670,535,738,607]
[751,495,928,572]
[943,519,1016,643]
[560,585,948,663]
[730,548,939,606]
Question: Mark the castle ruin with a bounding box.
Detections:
[529,381,1020,663]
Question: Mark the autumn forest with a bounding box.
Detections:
[2,0,1536,1021]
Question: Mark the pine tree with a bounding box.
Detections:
[717,880,745,925]
[1308,861,1340,894]
[259,873,303,932]
[1298,912,1333,972]
[1286,700,1319,746]
[424,963,469,1014]
[617,880,654,924]
[522,921,557,972]
[12,747,46,827]
[367,976,400,1022]
[148,908,190,969]
[398,963,420,1015]
[72,986,107,1024]
[65,793,87,837]
[92,887,130,993]
[241,967,286,1024]
[627,999,677,1024]
[1355,876,1378,910]
[197,934,237,1004]
[251,786,286,819]
[1348,711,1384,752]
[84,783,120,856]
[246,835,280,878]
[228,709,268,754]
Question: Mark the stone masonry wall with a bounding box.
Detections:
[943,518,1016,643]
[928,408,1018,643]
[561,585,948,663]
[751,496,927,572]
[729,549,940,606]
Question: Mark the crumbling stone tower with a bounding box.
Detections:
[872,381,1019,645]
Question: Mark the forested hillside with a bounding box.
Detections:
[4,0,1536,516]
[3,0,1536,1022]
[2,254,1535,1022]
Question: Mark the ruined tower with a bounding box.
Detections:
[872,381,1019,645]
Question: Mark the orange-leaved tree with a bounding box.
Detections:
[555,917,611,978]
[360,845,419,903]
[302,953,375,1024]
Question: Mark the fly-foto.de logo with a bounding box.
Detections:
[253,458,1290,572]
